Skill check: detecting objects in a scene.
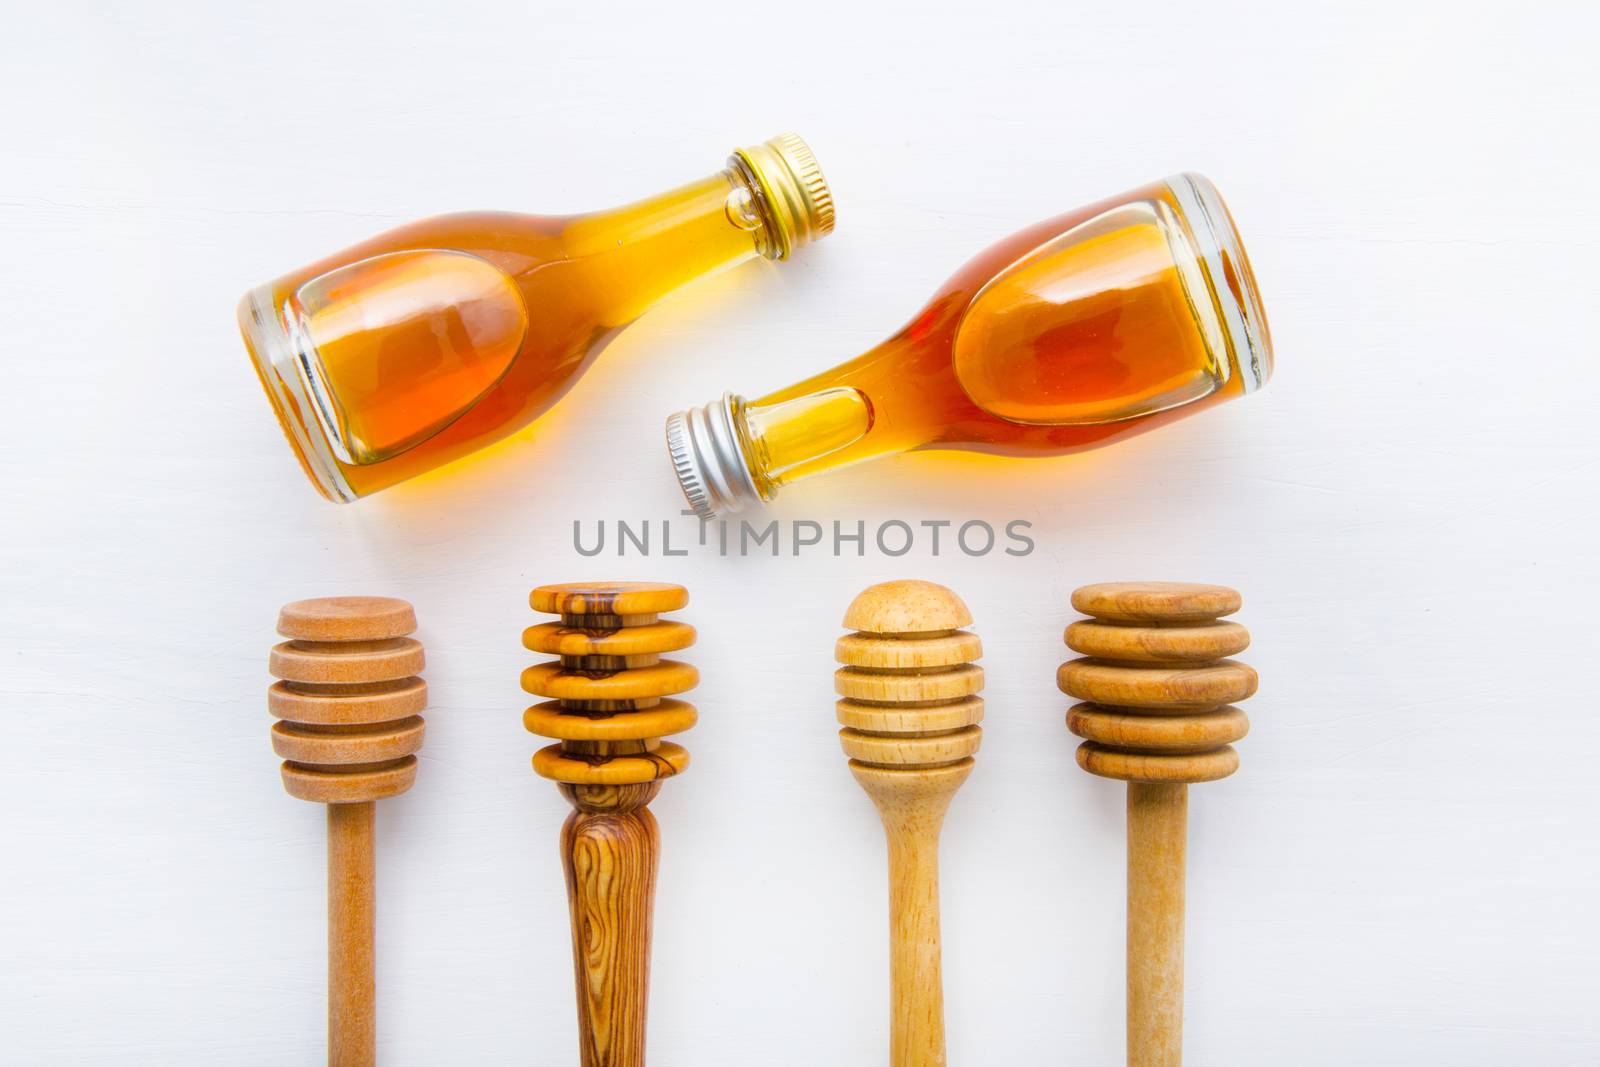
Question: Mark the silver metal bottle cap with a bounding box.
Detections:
[664,394,764,519]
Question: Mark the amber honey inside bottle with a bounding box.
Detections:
[240,134,833,501]
[667,173,1272,514]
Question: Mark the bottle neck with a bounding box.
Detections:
[559,168,773,326]
[742,388,875,492]
[560,135,833,328]
[667,387,874,517]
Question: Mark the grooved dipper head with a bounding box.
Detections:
[269,596,426,803]
[1060,582,1254,785]
[836,581,983,770]
[523,581,697,788]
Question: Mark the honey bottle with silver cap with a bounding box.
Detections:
[666,173,1273,516]
[240,134,834,501]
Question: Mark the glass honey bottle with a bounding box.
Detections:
[239,134,834,501]
[666,173,1272,516]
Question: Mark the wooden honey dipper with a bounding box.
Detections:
[522,581,697,1067]
[836,580,983,1067]
[267,596,427,1067]
[1058,582,1256,1067]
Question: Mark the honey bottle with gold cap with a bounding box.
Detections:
[240,134,834,501]
[666,173,1273,516]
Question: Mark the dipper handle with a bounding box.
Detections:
[327,801,376,1067]
[1126,781,1187,1067]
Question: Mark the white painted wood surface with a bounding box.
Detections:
[2,1,1596,1063]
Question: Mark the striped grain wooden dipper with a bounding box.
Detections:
[268,596,427,1067]
[522,582,697,1067]
[836,579,983,1067]
[1059,582,1256,1067]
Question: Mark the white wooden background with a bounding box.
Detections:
[3,1,1597,1063]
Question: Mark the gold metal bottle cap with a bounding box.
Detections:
[732,133,836,259]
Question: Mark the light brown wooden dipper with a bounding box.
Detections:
[837,579,983,1067]
[522,581,698,1067]
[269,596,426,1067]
[1059,582,1255,1067]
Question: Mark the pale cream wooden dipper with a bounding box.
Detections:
[1059,582,1255,1067]
[269,596,426,1067]
[836,580,983,1067]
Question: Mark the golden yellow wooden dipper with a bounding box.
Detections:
[836,580,983,1067]
[1059,582,1256,1067]
[268,596,427,1067]
[523,581,697,1067]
